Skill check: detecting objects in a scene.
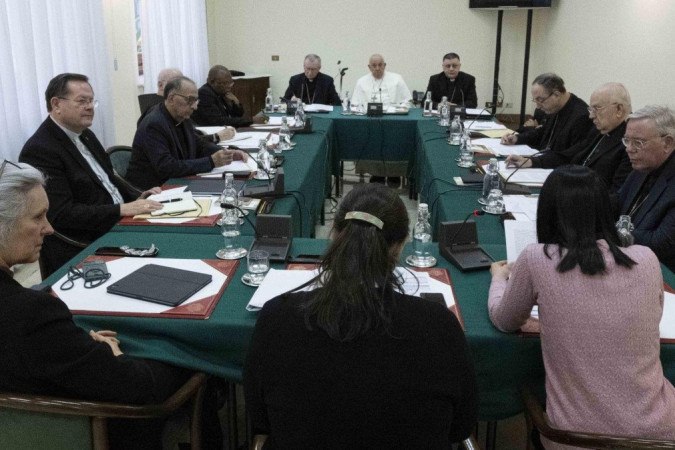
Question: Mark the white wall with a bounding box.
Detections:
[102,0,142,147]
[204,0,674,117]
[102,0,675,144]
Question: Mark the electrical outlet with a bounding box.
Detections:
[271,55,279,61]
[485,101,504,108]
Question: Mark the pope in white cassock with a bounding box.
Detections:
[351,54,412,107]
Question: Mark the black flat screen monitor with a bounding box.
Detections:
[469,0,552,8]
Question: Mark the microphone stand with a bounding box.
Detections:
[438,209,494,271]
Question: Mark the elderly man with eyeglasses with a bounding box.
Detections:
[506,82,633,193]
[501,73,593,156]
[617,105,675,271]
[127,76,248,191]
[19,73,165,277]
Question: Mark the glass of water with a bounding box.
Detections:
[246,250,270,285]
[485,189,505,214]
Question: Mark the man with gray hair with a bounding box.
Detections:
[501,73,593,155]
[506,82,633,192]
[128,76,248,190]
[618,105,674,270]
[283,54,341,105]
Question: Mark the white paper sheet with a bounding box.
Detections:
[503,195,539,221]
[496,161,552,186]
[54,258,227,314]
[146,186,187,202]
[198,158,258,177]
[150,192,198,216]
[464,120,508,131]
[219,132,271,149]
[246,268,456,311]
[466,108,492,116]
[303,104,333,112]
[504,220,537,262]
[195,126,225,135]
[472,138,538,157]
[660,292,675,340]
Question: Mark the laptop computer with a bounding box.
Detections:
[106,264,212,306]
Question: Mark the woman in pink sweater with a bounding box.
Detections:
[488,165,675,449]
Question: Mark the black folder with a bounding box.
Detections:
[106,264,212,306]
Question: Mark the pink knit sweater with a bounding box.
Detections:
[489,241,675,449]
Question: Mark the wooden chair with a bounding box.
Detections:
[521,385,675,449]
[0,372,207,450]
[250,434,482,449]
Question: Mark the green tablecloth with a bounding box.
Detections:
[113,119,333,238]
[39,113,675,423]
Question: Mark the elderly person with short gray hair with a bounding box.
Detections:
[0,160,200,449]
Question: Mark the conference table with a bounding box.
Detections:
[42,108,675,425]
[113,118,334,238]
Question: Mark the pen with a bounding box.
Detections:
[159,198,181,204]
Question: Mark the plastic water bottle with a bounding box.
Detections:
[449,115,462,145]
[406,203,437,268]
[342,91,351,115]
[277,116,291,152]
[439,96,450,127]
[264,88,274,113]
[294,101,306,128]
[221,173,238,208]
[423,92,433,117]
[256,139,273,179]
[457,130,474,168]
[217,174,247,259]
[615,215,635,246]
[479,158,501,205]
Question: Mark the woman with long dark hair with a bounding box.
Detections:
[244,183,477,449]
[488,165,675,448]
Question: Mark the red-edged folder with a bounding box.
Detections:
[50,255,238,320]
[285,263,464,329]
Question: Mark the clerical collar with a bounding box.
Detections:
[50,116,83,139]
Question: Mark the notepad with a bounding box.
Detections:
[107,264,212,306]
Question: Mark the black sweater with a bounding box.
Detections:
[244,290,478,449]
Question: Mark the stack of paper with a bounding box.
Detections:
[496,161,552,186]
[503,195,539,221]
[219,132,272,149]
[198,158,258,178]
[303,104,333,113]
[472,138,538,157]
[246,268,455,311]
[464,121,508,131]
[504,220,537,262]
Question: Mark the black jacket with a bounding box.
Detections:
[283,72,341,106]
[531,121,632,193]
[128,103,218,190]
[192,83,251,127]
[426,71,478,108]
[20,117,136,274]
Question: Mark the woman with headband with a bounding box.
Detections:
[244,183,477,449]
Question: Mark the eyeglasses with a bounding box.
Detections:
[173,93,199,105]
[621,135,667,151]
[531,92,555,104]
[587,103,618,114]
[58,97,99,108]
[0,160,21,179]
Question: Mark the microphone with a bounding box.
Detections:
[460,88,465,107]
[448,210,485,249]
[340,67,349,76]
[464,107,491,135]
[502,150,545,185]
[379,87,382,103]
[438,209,494,271]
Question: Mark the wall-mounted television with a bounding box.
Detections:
[469,0,552,8]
